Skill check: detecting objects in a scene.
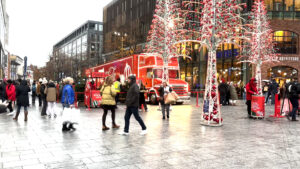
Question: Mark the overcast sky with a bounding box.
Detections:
[6,0,113,67]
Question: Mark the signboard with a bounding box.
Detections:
[251,95,265,118]
[279,57,299,61]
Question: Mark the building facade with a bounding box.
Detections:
[103,0,300,89]
[103,0,156,61]
[53,20,103,81]
[0,0,9,79]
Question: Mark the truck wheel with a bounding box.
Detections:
[150,93,158,105]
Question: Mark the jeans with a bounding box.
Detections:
[32,91,36,105]
[124,106,146,133]
[271,93,276,105]
[246,100,251,116]
[161,104,170,117]
[17,105,28,112]
[47,102,56,116]
[38,95,42,107]
[41,98,48,115]
[7,101,13,112]
[220,95,226,105]
[265,92,270,103]
[289,98,299,120]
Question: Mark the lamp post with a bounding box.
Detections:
[113,31,128,58]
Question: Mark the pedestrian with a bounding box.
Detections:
[229,82,238,106]
[40,79,48,116]
[44,80,57,118]
[269,79,279,105]
[158,81,172,119]
[139,80,148,112]
[113,77,121,108]
[0,79,7,102]
[36,79,42,107]
[119,75,147,135]
[13,80,31,121]
[218,79,229,105]
[245,78,258,118]
[31,81,37,106]
[286,79,300,121]
[61,77,76,131]
[100,76,119,130]
[6,80,16,114]
[263,82,270,103]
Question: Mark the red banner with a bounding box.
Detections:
[251,95,265,117]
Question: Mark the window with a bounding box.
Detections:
[265,0,300,20]
[153,69,163,78]
[273,31,298,54]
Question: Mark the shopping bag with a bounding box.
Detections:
[281,98,293,115]
[165,93,176,104]
[171,91,179,100]
[62,107,80,123]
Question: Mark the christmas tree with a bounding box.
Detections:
[144,0,182,82]
[198,0,245,126]
[241,0,278,95]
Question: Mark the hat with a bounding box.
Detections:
[42,79,48,84]
[39,78,43,82]
[64,77,74,84]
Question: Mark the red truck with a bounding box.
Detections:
[85,54,190,105]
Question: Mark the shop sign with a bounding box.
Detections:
[279,56,299,61]
[216,49,239,59]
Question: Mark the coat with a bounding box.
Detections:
[125,76,139,107]
[218,83,229,96]
[36,83,41,95]
[246,78,258,101]
[6,84,16,101]
[100,84,116,105]
[61,84,75,105]
[0,82,6,100]
[40,84,47,99]
[229,84,238,100]
[16,80,31,107]
[45,83,57,102]
[158,85,172,104]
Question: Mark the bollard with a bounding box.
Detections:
[270,94,285,118]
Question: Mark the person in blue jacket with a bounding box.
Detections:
[61,77,76,131]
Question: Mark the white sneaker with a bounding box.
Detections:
[140,130,147,135]
[119,131,129,135]
[7,112,14,116]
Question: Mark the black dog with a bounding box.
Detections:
[62,121,78,132]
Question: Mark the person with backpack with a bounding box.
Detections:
[31,81,37,106]
[44,80,57,118]
[100,76,119,131]
[286,78,300,121]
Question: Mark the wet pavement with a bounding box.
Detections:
[0,99,300,169]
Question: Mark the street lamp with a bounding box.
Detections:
[113,31,128,58]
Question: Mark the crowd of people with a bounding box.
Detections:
[218,79,239,106]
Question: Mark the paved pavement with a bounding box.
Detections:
[0,99,300,169]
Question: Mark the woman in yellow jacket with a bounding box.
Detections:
[100,76,120,130]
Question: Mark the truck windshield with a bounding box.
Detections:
[153,69,179,79]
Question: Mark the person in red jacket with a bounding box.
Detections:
[6,80,16,113]
[245,78,258,118]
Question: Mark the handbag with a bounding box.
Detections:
[62,107,80,123]
[165,93,176,104]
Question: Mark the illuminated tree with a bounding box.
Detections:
[144,0,182,82]
[241,0,278,95]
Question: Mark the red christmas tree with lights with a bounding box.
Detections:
[198,0,245,126]
[241,0,278,95]
[144,0,182,82]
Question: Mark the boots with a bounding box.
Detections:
[13,111,20,121]
[24,111,28,121]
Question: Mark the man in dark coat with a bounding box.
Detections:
[40,80,48,116]
[218,79,229,105]
[13,80,31,121]
[0,79,7,102]
[120,75,147,135]
[286,79,299,121]
[269,79,279,105]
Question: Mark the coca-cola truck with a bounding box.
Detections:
[85,54,190,104]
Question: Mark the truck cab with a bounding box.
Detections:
[138,54,190,104]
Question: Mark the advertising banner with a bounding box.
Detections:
[251,95,265,118]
